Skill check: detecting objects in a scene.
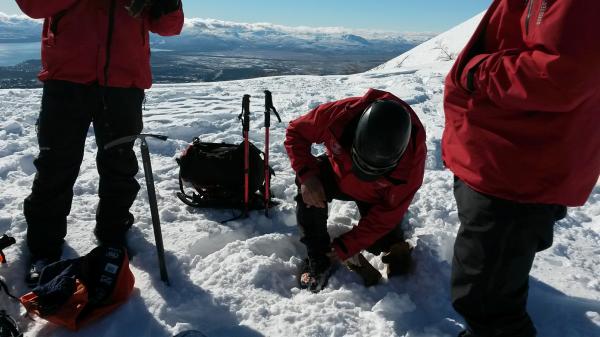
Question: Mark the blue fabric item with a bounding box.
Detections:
[32,259,81,316]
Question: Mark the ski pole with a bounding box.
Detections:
[263,90,281,216]
[105,133,170,285]
[238,95,251,217]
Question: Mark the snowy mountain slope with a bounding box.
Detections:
[0,15,599,337]
[371,13,485,71]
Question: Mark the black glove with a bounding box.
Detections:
[150,0,181,19]
[126,0,152,18]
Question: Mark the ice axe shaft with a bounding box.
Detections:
[105,134,170,285]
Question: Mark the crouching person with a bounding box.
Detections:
[285,89,426,292]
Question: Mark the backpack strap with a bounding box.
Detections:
[176,173,203,208]
[0,310,22,337]
[0,279,18,302]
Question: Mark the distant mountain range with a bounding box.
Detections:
[0,13,434,56]
[0,12,436,88]
[0,13,41,42]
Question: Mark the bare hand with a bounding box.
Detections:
[300,175,327,208]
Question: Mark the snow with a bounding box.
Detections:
[371,13,485,71]
[1,12,599,337]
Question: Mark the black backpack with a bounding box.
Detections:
[176,137,273,210]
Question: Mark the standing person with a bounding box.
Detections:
[15,0,184,286]
[285,89,426,293]
[443,1,600,336]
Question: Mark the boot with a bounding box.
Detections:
[25,255,60,288]
[298,254,333,293]
[381,241,412,277]
[95,214,134,257]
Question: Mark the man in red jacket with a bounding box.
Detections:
[15,0,184,286]
[443,1,600,336]
[285,89,426,293]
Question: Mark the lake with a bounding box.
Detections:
[0,42,40,66]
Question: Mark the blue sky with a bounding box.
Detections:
[1,1,489,32]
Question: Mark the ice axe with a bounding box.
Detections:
[263,90,281,216]
[105,133,170,285]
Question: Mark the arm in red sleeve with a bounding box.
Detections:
[284,98,356,183]
[464,1,600,112]
[16,0,78,18]
[334,182,422,261]
[150,3,184,36]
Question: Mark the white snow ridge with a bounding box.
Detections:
[1,13,599,337]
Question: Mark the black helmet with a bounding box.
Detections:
[351,100,412,181]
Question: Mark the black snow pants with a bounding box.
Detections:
[24,80,144,258]
[295,155,405,259]
[451,177,567,337]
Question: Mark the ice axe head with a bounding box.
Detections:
[104,134,168,150]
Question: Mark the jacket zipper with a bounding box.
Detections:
[50,10,68,35]
[103,0,117,88]
[525,0,534,34]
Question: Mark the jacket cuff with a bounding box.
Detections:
[297,166,320,184]
[460,54,490,92]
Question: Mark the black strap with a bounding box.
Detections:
[0,310,22,337]
[0,279,18,302]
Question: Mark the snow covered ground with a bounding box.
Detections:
[0,14,599,337]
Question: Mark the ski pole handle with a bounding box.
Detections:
[238,94,251,133]
[264,90,281,126]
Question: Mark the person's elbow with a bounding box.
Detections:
[16,4,49,19]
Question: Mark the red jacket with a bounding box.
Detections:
[443,0,600,206]
[285,89,426,260]
[16,0,184,89]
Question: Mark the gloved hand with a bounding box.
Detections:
[149,0,181,19]
[127,0,181,19]
[300,175,327,208]
[126,0,152,18]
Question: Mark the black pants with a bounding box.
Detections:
[451,177,567,337]
[295,156,404,259]
[24,80,144,258]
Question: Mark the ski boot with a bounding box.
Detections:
[381,241,413,277]
[95,214,135,258]
[298,254,333,293]
[25,255,60,288]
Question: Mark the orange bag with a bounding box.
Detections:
[20,246,134,331]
